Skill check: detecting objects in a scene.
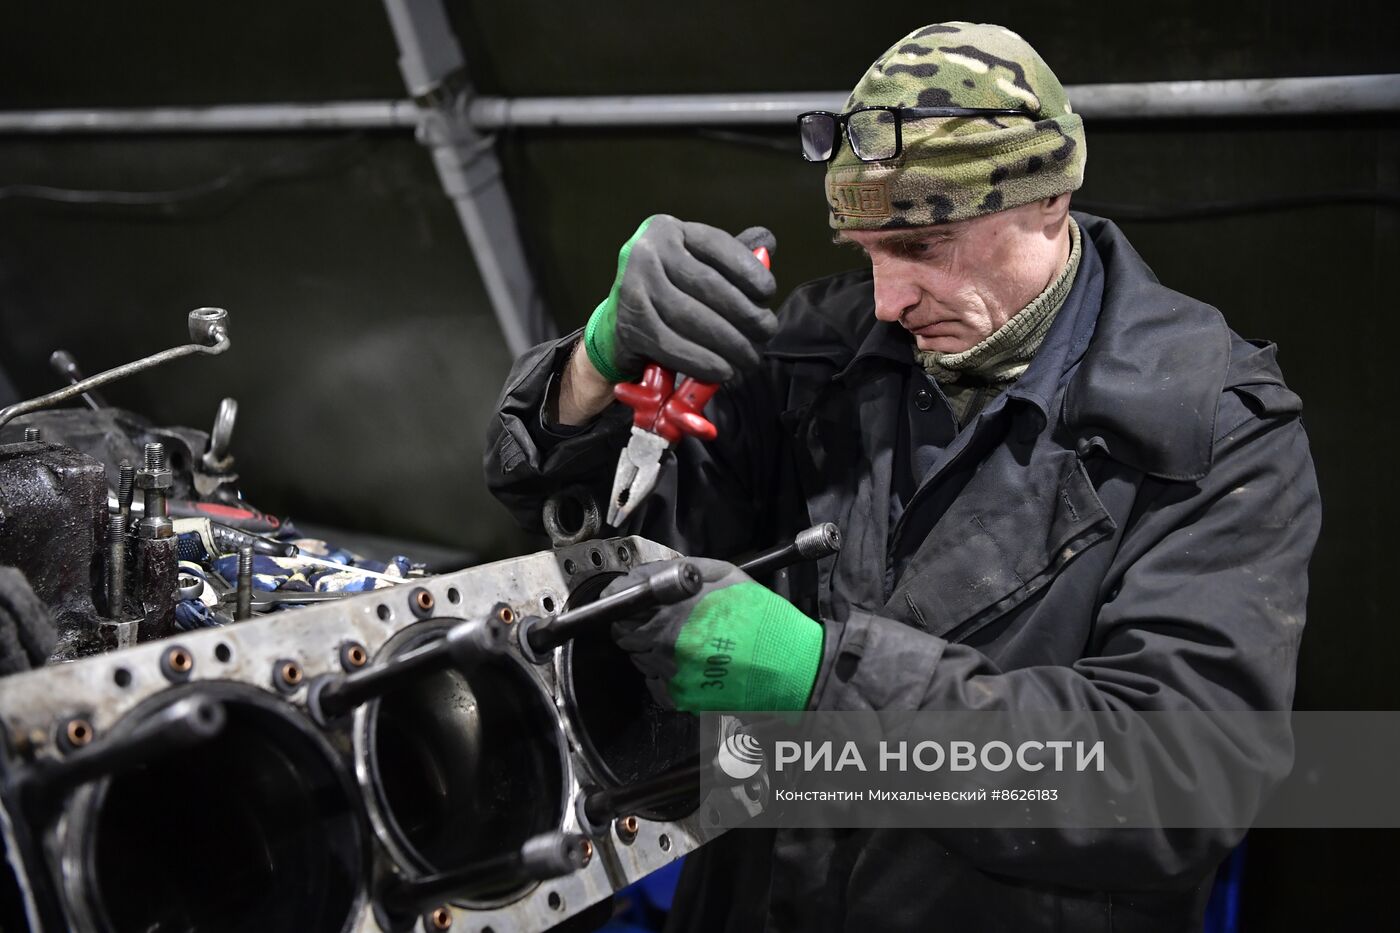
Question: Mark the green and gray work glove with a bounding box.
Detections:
[607,558,824,713]
[584,215,779,384]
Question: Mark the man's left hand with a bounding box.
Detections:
[606,558,825,713]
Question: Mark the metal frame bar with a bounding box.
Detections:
[1,75,1396,135]
[1,71,1395,356]
[379,0,555,357]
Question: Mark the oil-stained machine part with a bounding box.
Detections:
[0,442,107,657]
[0,534,756,933]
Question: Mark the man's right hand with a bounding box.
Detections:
[583,215,778,386]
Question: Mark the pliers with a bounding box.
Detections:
[607,246,771,526]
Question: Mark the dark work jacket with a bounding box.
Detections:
[483,215,1321,932]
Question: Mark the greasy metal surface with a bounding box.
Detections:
[542,486,602,549]
[0,535,740,933]
[133,537,176,640]
[0,442,107,657]
[0,408,220,518]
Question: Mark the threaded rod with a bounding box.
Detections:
[107,512,127,619]
[235,546,253,620]
[117,460,134,520]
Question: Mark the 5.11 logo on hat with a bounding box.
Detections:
[830,180,892,219]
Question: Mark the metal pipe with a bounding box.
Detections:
[470,75,1400,126]
[21,696,225,813]
[738,522,842,580]
[49,350,109,410]
[1065,74,1400,119]
[522,561,703,655]
[582,758,702,828]
[377,832,588,917]
[308,616,507,723]
[0,101,417,134]
[0,76,1394,136]
[471,91,845,128]
[0,308,230,431]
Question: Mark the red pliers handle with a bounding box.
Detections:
[607,245,772,527]
[613,245,772,444]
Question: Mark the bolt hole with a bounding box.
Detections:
[589,549,603,568]
[376,604,391,622]
[113,667,132,688]
[547,891,562,911]
[67,719,93,746]
[658,833,671,852]
[214,643,232,663]
[563,559,576,575]
[617,545,631,563]
[541,595,556,614]
[447,587,461,604]
[556,495,585,535]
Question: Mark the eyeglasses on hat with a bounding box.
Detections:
[798,106,1032,163]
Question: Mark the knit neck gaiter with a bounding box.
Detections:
[915,218,1082,425]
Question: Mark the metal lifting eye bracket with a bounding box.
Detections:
[0,308,231,432]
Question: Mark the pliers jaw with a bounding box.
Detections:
[607,427,671,526]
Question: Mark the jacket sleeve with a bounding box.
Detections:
[482,331,779,560]
[482,329,630,532]
[807,393,1321,891]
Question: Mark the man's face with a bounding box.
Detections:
[838,200,1068,354]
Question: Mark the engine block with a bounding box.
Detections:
[0,534,748,933]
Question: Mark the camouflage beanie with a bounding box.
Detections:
[826,22,1085,229]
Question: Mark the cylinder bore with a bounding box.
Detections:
[362,622,567,906]
[559,572,699,820]
[67,683,365,933]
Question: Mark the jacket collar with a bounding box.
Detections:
[1002,219,1104,431]
[1063,214,1231,481]
[768,213,1234,481]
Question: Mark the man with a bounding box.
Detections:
[485,22,1320,932]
